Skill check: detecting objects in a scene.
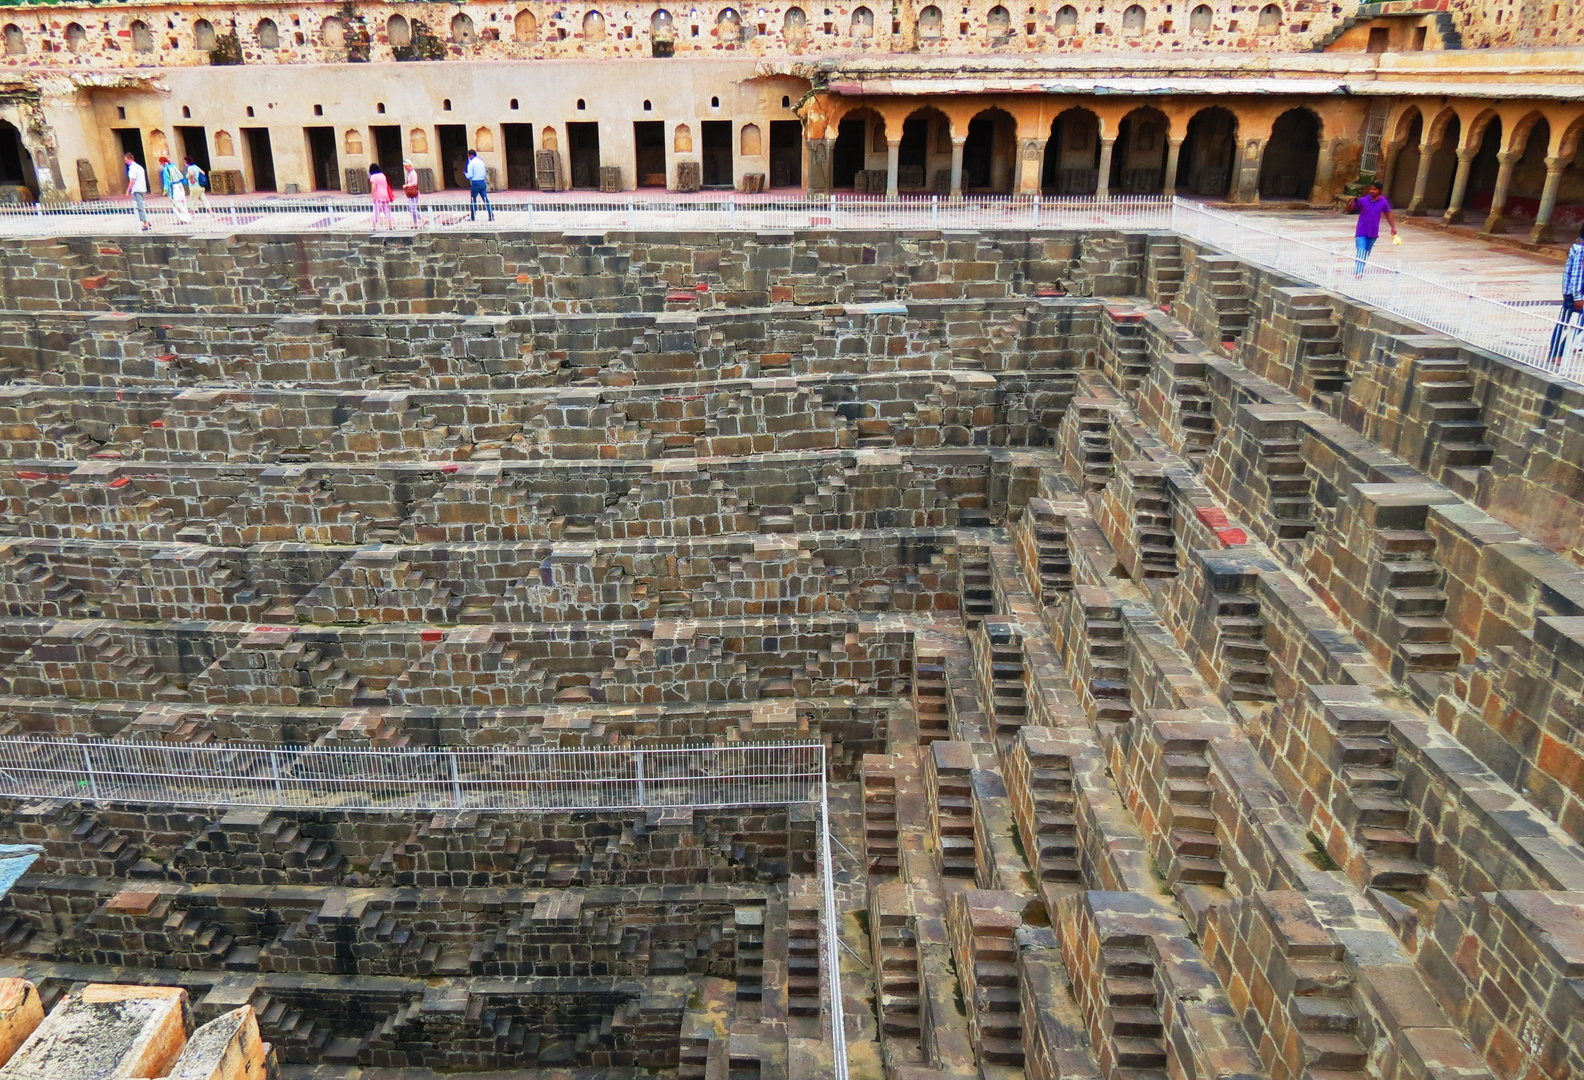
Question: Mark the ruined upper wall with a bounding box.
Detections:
[0,0,1416,69]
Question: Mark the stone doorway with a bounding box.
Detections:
[503,124,536,189]
[567,122,600,189]
[176,127,211,174]
[634,121,666,187]
[436,124,468,188]
[770,120,801,188]
[305,126,340,192]
[701,120,733,189]
[242,127,276,192]
[373,125,404,181]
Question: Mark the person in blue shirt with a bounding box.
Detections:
[464,149,494,223]
[1548,225,1584,364]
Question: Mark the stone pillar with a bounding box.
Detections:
[808,137,836,195]
[1230,138,1263,204]
[1529,156,1566,244]
[1442,147,1475,225]
[1482,149,1518,235]
[1406,140,1437,214]
[1016,138,1042,195]
[1096,137,1115,199]
[885,137,901,200]
[949,137,965,200]
[1378,142,1403,194]
[1163,138,1183,197]
[1310,138,1337,204]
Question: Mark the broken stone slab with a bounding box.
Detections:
[165,1006,271,1080]
[0,983,189,1080]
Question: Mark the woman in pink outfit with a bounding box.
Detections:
[368,164,394,230]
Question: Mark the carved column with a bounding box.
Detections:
[949,137,965,200]
[885,137,901,200]
[1482,149,1518,235]
[1442,147,1475,225]
[1529,156,1566,245]
[1163,138,1183,197]
[1096,137,1115,200]
[1406,139,1436,214]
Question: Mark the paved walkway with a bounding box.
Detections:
[1228,207,1567,304]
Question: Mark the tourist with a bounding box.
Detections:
[159,156,192,224]
[124,152,150,231]
[1546,224,1584,364]
[369,163,394,230]
[464,149,494,222]
[184,157,210,214]
[403,159,423,228]
[1351,181,1396,276]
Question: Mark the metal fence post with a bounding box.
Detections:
[931,195,938,227]
[448,752,463,809]
[728,196,736,229]
[818,744,848,1080]
[81,743,99,802]
[1032,195,1041,230]
[635,750,646,807]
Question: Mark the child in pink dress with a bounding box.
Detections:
[369,164,393,230]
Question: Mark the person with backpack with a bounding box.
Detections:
[1547,224,1584,365]
[464,149,494,223]
[184,157,210,213]
[159,156,192,224]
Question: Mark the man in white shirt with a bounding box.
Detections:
[124,152,150,231]
[464,149,493,223]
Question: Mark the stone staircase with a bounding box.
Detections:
[1130,472,1178,579]
[1146,238,1185,308]
[1155,728,1228,890]
[872,906,924,1058]
[785,905,821,1017]
[1320,700,1430,893]
[1211,589,1276,703]
[1095,938,1169,1079]
[1411,358,1495,488]
[1075,404,1115,493]
[1079,592,1134,732]
[959,551,995,625]
[1291,297,1349,402]
[1259,431,1317,542]
[912,649,952,744]
[1374,527,1461,676]
[1201,256,1252,346]
[862,755,902,876]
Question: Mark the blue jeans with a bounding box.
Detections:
[1548,295,1584,361]
[132,191,147,224]
[469,179,492,220]
[1353,234,1377,275]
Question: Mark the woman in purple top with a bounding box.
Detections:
[1353,181,1397,276]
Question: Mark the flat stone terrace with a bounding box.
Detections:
[0,228,1576,1080]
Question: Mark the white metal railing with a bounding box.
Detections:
[0,736,848,1080]
[0,192,1173,236]
[1169,199,1584,383]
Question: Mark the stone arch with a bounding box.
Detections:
[0,120,38,201]
[1178,105,1237,196]
[1121,4,1146,33]
[1506,110,1548,157]
[1114,106,1169,194]
[344,128,363,155]
[832,106,884,189]
[256,18,279,49]
[65,22,86,50]
[740,123,762,156]
[1259,107,1321,201]
[387,14,411,47]
[2,24,23,55]
[1043,107,1100,194]
[651,9,673,39]
[542,126,559,151]
[1257,3,1282,33]
[1054,4,1078,31]
[1423,112,1462,212]
[673,123,692,154]
[475,127,495,153]
[320,16,344,47]
[717,7,742,41]
[899,106,950,192]
[987,4,1011,39]
[214,130,235,157]
[193,18,216,51]
[410,127,429,154]
[1189,4,1212,31]
[1388,108,1425,207]
[131,19,155,52]
[149,130,169,160]
[851,5,874,38]
[918,4,943,38]
[1509,115,1551,207]
[1464,114,1503,212]
[452,13,476,42]
[583,10,606,41]
[783,6,808,40]
[963,107,1016,193]
[514,9,537,40]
